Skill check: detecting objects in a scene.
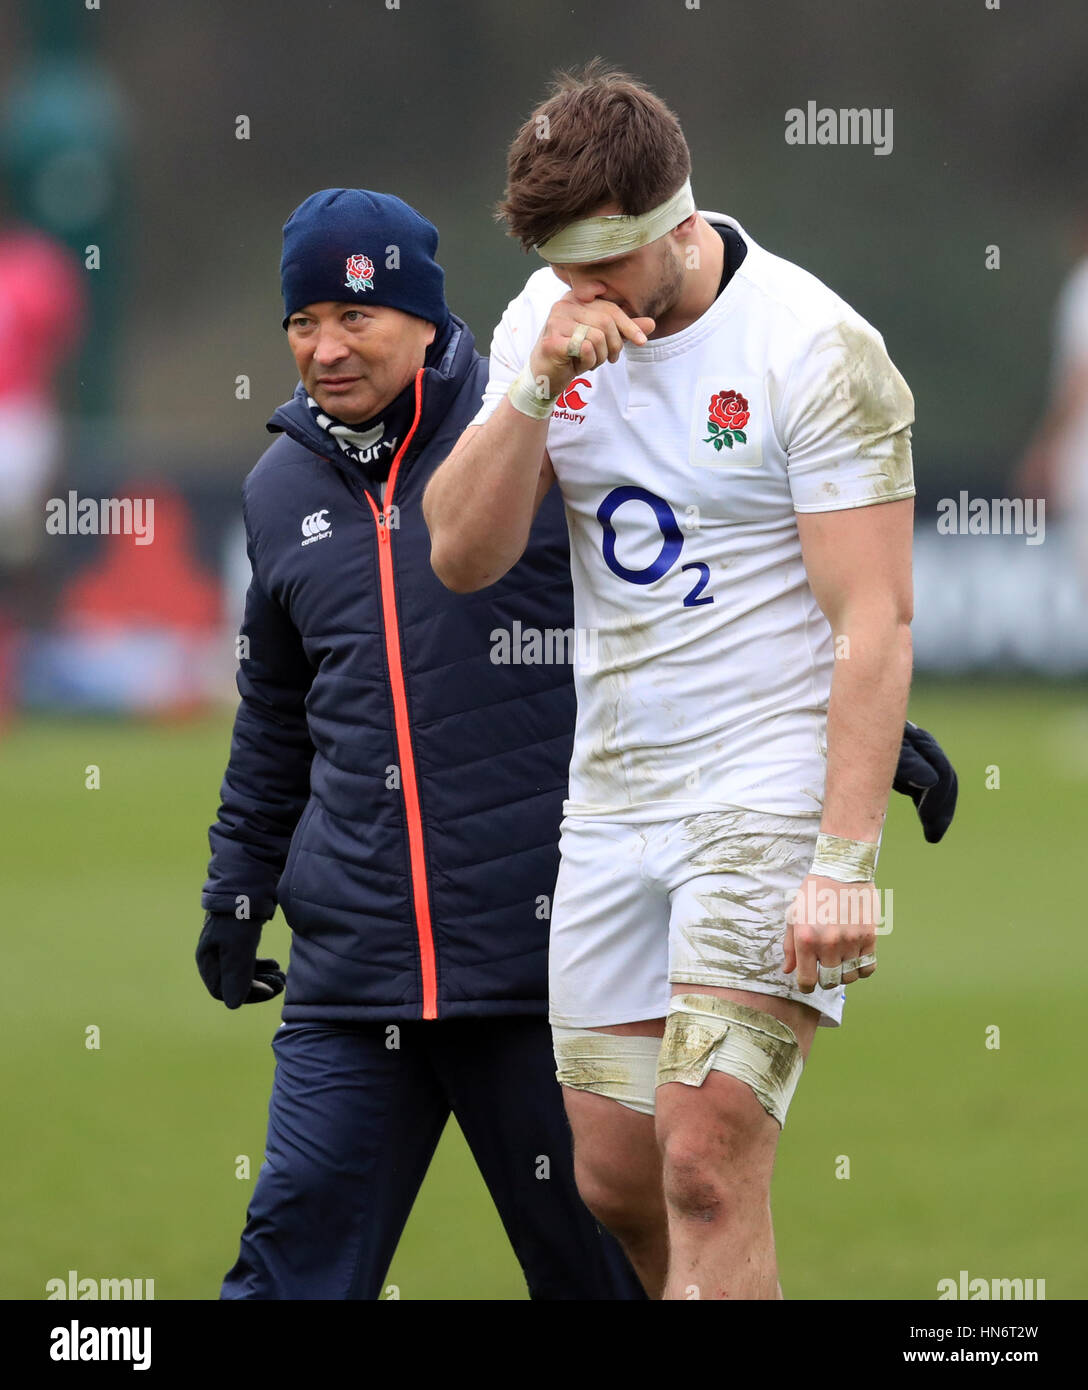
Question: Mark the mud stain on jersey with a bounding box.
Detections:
[579,617,632,795]
[600,611,662,676]
[813,322,915,501]
[581,612,672,802]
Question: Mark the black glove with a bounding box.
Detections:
[893,720,958,844]
[196,912,286,1009]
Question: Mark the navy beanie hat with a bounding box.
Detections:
[280,188,448,330]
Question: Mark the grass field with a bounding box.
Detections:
[3,680,1085,1300]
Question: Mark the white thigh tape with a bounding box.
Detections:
[657,994,803,1127]
[552,1027,661,1116]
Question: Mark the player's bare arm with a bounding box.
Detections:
[423,289,652,592]
[422,412,556,592]
[787,496,914,991]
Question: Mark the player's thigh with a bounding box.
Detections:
[548,815,669,1197]
[654,986,821,1185]
[548,816,670,1029]
[560,1027,664,1213]
[656,808,833,1173]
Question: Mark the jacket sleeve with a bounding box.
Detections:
[202,499,315,922]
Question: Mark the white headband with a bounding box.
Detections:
[535,179,696,264]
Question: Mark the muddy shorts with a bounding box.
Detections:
[547,808,845,1030]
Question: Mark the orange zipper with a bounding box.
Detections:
[362,371,437,1019]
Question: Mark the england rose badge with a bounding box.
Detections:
[345,253,375,293]
[703,389,749,450]
[689,378,762,468]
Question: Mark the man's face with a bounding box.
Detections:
[286,301,436,424]
[549,205,687,325]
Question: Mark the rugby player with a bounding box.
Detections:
[424,63,927,1299]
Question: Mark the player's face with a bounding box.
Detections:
[550,228,686,327]
[286,302,436,424]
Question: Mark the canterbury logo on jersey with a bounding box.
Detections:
[301,509,332,546]
[554,377,592,423]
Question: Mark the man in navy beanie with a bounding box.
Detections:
[197,188,645,1299]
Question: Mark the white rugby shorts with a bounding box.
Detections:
[548,807,846,1029]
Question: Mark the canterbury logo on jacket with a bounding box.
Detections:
[202,315,575,1021]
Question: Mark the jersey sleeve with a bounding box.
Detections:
[471,269,567,427]
[470,290,534,427]
[780,316,916,513]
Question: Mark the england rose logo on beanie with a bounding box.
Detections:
[345,253,375,293]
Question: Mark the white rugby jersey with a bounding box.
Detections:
[471,213,915,819]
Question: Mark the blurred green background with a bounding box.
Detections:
[2,0,1085,1305]
[4,680,1084,1300]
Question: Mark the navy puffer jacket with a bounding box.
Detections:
[202,315,575,1021]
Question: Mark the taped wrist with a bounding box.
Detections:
[810,831,880,883]
[506,364,560,420]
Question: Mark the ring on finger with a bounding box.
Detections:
[565,323,590,358]
[817,962,843,989]
[856,952,878,971]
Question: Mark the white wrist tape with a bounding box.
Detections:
[506,364,559,420]
[810,832,880,883]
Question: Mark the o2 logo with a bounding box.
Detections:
[596,486,713,607]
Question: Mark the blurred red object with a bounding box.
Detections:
[60,482,223,631]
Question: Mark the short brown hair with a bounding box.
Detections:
[497,60,691,252]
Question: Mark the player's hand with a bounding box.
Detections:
[196,912,285,1009]
[784,874,878,992]
[893,720,958,844]
[528,289,654,398]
